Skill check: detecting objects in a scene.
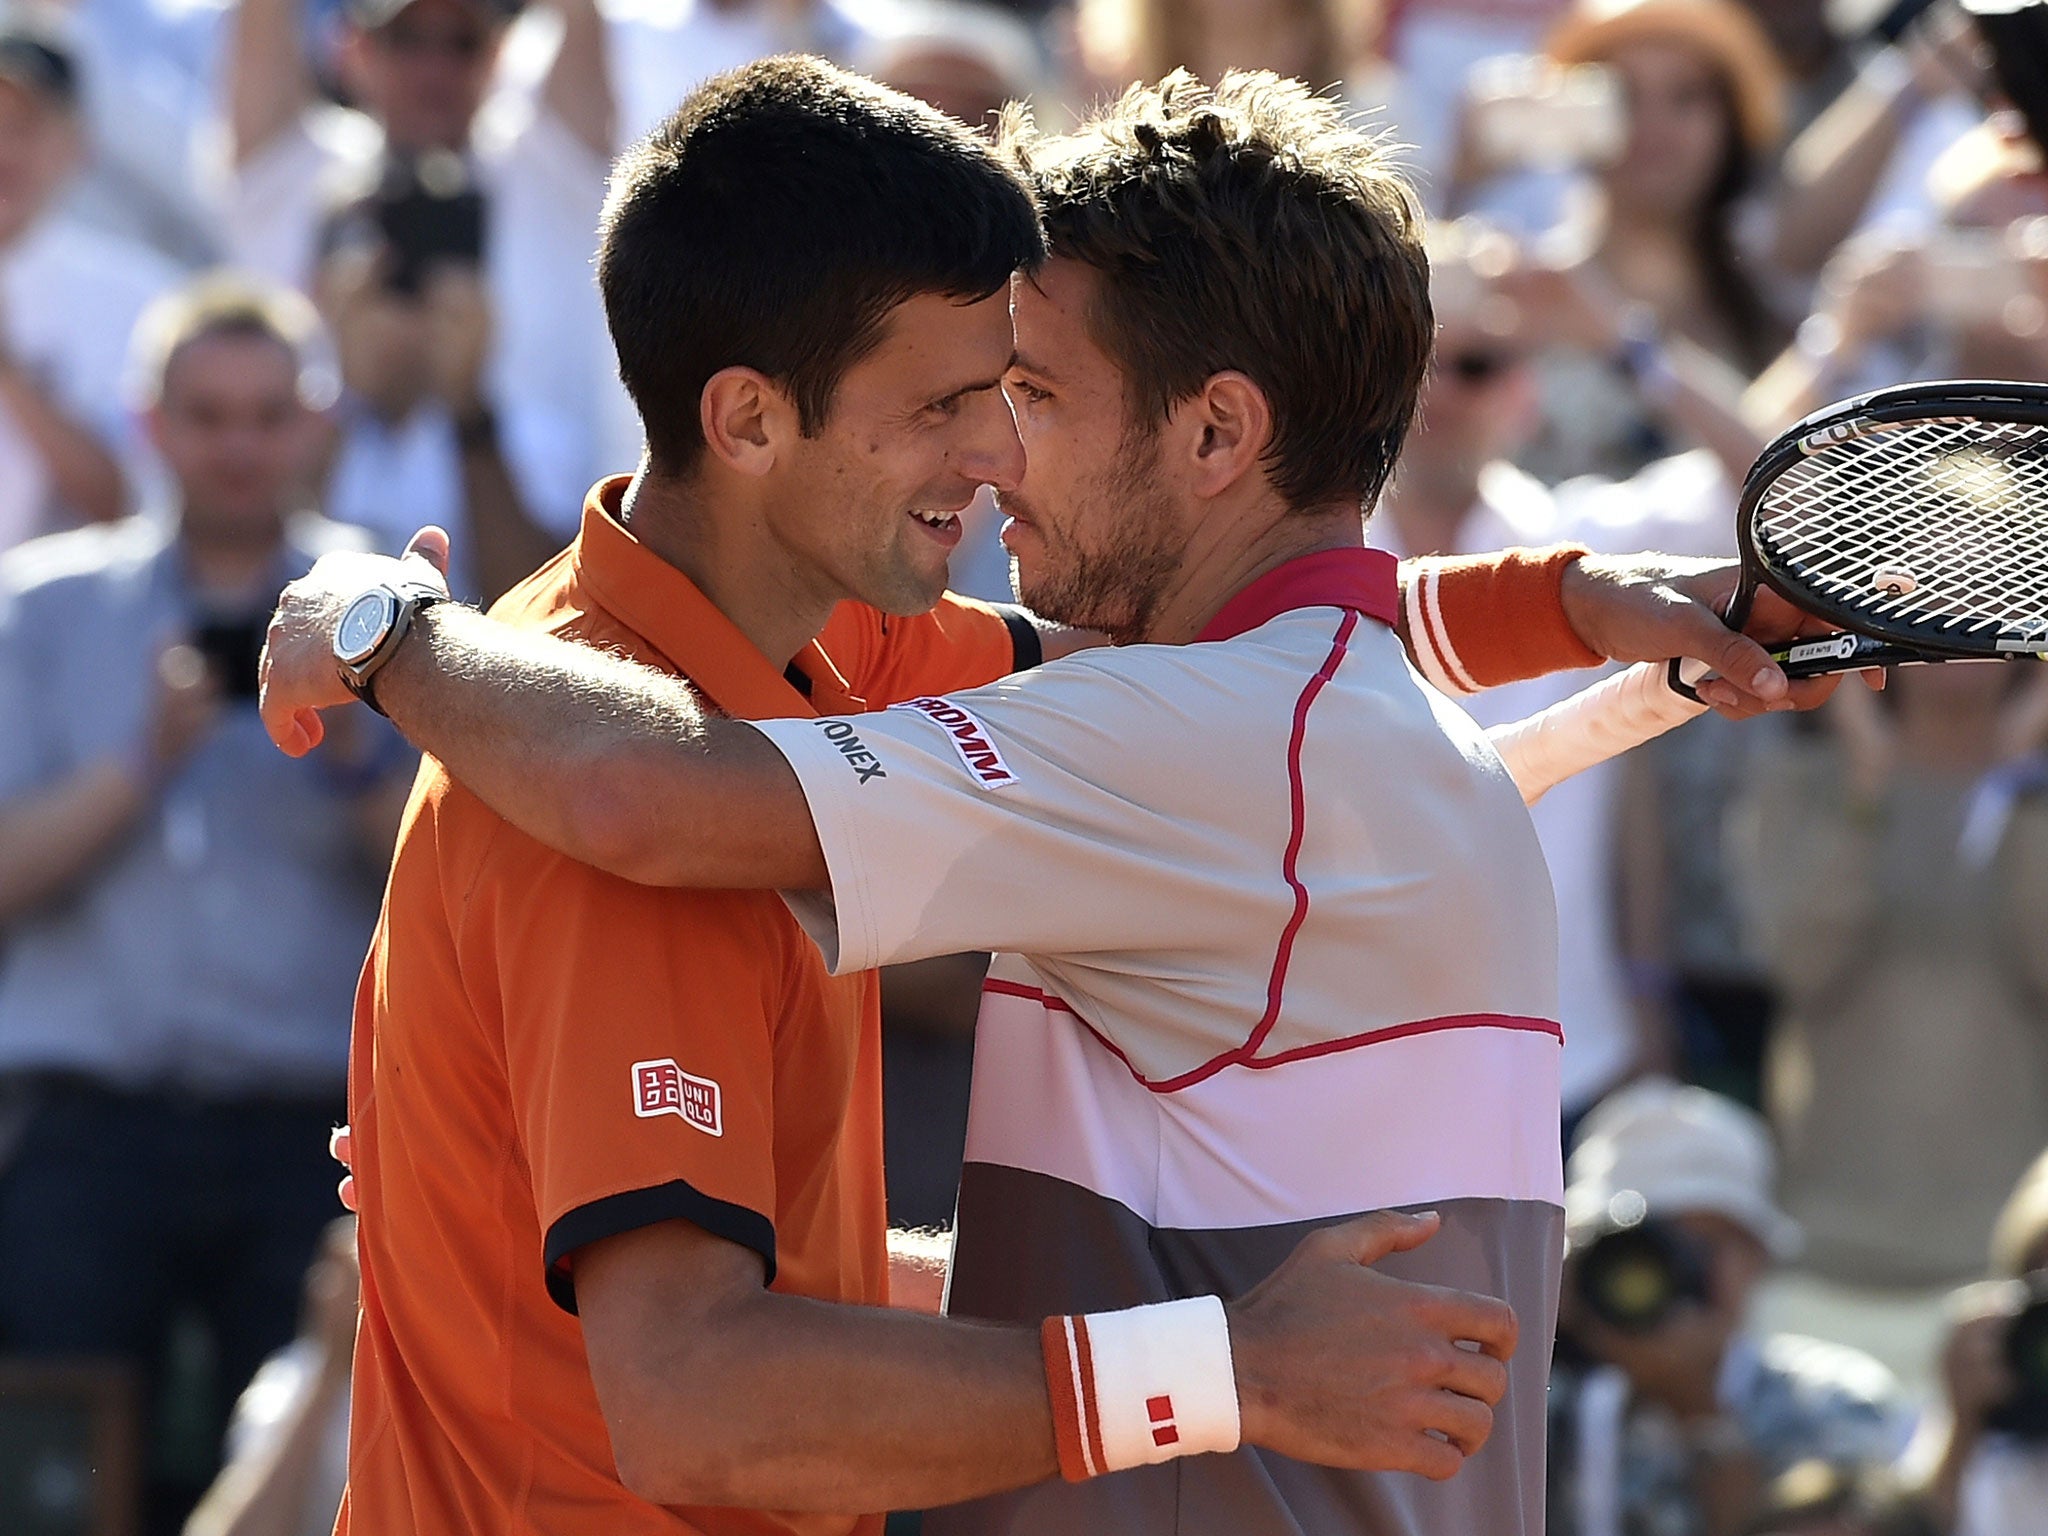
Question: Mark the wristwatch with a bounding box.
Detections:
[334,578,447,715]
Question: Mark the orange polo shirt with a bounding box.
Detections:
[337,478,1022,1536]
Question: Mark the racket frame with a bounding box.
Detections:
[1671,379,2048,700]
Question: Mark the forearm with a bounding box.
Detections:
[0,760,149,923]
[888,1228,951,1315]
[227,0,314,166]
[0,369,125,525]
[1651,335,1766,491]
[541,0,616,160]
[457,418,562,606]
[373,605,823,887]
[1772,59,1913,277]
[601,1290,1055,1511]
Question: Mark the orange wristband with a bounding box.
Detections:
[1404,543,1602,694]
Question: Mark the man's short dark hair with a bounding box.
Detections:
[1001,71,1433,515]
[599,55,1045,476]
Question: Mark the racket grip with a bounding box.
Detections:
[1488,662,1708,806]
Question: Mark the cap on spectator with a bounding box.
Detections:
[1565,1078,1803,1259]
[348,0,522,29]
[1546,0,1789,153]
[0,4,78,111]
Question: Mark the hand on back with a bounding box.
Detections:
[1227,1210,1518,1479]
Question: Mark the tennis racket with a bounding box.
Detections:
[1491,380,2048,805]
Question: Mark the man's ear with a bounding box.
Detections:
[1180,371,1274,500]
[699,367,798,478]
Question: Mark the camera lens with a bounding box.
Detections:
[1574,1214,1714,1335]
[1989,1272,2048,1441]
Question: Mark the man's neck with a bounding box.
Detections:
[1134,495,1368,646]
[618,469,838,670]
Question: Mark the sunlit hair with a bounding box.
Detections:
[1001,69,1432,514]
[127,271,337,411]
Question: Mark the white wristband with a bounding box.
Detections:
[1040,1295,1240,1481]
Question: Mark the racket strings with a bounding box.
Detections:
[1756,416,2048,645]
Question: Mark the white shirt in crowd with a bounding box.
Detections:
[0,216,181,551]
[1371,450,1735,1114]
[62,0,228,267]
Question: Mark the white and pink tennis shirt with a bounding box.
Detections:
[749,547,1565,1536]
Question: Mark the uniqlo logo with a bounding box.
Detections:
[1147,1395,1178,1448]
[631,1059,723,1137]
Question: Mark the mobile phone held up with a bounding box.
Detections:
[1466,57,1626,176]
[193,614,271,704]
[373,149,486,297]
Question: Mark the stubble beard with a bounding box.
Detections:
[1010,432,1184,646]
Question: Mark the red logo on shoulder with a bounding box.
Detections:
[632,1059,723,1137]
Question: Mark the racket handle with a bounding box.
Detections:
[1489,661,1708,806]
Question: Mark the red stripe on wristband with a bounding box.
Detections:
[1040,1315,1094,1482]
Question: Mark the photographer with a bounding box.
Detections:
[1909,1148,2048,1536]
[0,274,412,1533]
[225,0,617,601]
[1551,1081,1912,1536]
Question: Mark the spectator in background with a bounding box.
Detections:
[1731,660,2048,1391]
[1501,0,1792,483]
[1907,1148,2048,1536]
[225,0,617,601]
[59,0,232,266]
[1377,219,1758,1139]
[0,273,412,1535]
[1766,0,1988,284]
[1550,1081,1912,1536]
[1750,121,2048,432]
[184,1217,357,1536]
[1378,0,1573,209]
[0,5,179,550]
[1074,0,1387,98]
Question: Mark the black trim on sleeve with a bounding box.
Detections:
[542,1180,777,1314]
[993,604,1043,673]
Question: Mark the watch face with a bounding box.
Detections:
[337,590,396,665]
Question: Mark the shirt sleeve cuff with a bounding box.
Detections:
[740,717,885,977]
[542,1180,776,1314]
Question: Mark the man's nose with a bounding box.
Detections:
[962,389,1027,493]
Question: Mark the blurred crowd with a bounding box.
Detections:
[0,0,2044,1534]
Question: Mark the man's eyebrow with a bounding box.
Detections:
[1009,350,1057,383]
[934,353,1020,405]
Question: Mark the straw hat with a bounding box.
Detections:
[1546,0,1790,155]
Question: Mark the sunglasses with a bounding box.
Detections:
[1439,350,1524,385]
